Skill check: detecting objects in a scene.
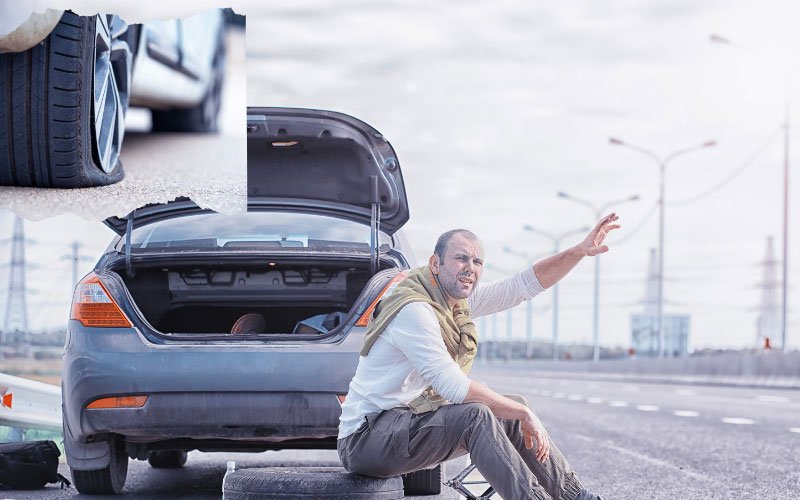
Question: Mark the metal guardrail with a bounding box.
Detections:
[0,373,62,433]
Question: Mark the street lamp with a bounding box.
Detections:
[558,191,639,361]
[522,225,589,361]
[710,33,794,351]
[609,137,715,357]
[502,247,549,360]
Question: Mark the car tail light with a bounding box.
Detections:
[86,395,148,409]
[355,271,408,327]
[70,273,132,328]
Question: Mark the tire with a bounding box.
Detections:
[70,436,129,494]
[147,450,188,468]
[222,467,404,500]
[0,11,131,188]
[151,28,225,132]
[402,464,442,495]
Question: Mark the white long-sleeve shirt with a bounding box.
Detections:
[338,267,545,439]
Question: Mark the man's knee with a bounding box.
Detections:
[460,402,494,425]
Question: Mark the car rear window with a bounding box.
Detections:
[121,212,392,252]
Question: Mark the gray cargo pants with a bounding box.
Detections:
[337,401,586,500]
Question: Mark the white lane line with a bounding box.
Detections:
[722,417,755,425]
[636,404,660,412]
[567,394,584,401]
[756,395,789,403]
[622,385,639,392]
[553,392,566,399]
[608,400,629,407]
[673,410,700,417]
[540,390,552,397]
[675,389,696,396]
[573,434,713,483]
[586,397,604,404]
[790,428,800,434]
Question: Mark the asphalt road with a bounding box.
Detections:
[0,27,247,222]
[4,366,798,499]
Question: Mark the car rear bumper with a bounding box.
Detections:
[62,321,363,445]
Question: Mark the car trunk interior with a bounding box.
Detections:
[112,258,396,336]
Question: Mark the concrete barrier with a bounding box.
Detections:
[477,351,800,389]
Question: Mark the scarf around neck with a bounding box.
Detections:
[360,265,478,414]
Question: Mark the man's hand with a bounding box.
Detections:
[521,410,550,462]
[577,212,620,257]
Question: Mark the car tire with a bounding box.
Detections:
[222,467,404,500]
[151,27,225,133]
[147,450,188,468]
[0,11,131,188]
[402,463,442,495]
[70,436,129,494]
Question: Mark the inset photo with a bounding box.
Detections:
[0,5,246,219]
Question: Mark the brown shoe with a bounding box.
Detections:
[230,313,267,334]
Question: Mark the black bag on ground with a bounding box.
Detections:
[0,440,71,489]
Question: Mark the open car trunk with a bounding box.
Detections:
[109,257,398,337]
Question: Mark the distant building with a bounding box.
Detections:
[630,313,689,357]
[630,248,690,357]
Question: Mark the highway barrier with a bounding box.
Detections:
[0,373,62,434]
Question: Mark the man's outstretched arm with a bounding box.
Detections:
[463,379,551,463]
[533,213,620,289]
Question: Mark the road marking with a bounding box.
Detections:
[608,400,629,407]
[573,434,713,483]
[636,405,659,412]
[756,395,789,403]
[586,397,604,404]
[553,392,566,398]
[622,385,639,392]
[790,428,800,434]
[722,417,755,425]
[540,390,552,397]
[673,410,700,417]
[567,394,584,401]
[675,389,696,396]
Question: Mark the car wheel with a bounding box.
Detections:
[222,467,404,500]
[0,11,131,188]
[151,27,225,132]
[71,435,129,494]
[402,463,442,495]
[147,450,188,468]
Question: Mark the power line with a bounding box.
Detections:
[668,126,782,206]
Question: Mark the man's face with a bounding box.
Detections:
[430,233,485,306]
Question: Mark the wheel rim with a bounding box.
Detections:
[93,15,131,174]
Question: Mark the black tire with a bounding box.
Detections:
[222,467,404,500]
[0,11,130,188]
[147,450,188,468]
[402,464,442,495]
[151,28,226,132]
[70,436,128,494]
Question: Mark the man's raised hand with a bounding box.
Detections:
[578,212,620,257]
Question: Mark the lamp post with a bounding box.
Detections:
[557,191,639,361]
[502,247,549,359]
[521,225,589,361]
[710,33,794,351]
[609,137,715,357]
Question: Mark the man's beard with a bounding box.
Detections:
[437,269,475,301]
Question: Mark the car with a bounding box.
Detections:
[61,107,447,495]
[0,8,227,188]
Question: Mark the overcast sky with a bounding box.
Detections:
[1,0,799,352]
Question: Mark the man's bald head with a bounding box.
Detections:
[434,229,481,262]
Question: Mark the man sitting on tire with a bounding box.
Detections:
[337,214,619,500]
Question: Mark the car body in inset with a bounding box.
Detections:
[0,8,227,188]
[61,107,423,494]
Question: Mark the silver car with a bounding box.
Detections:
[62,107,419,494]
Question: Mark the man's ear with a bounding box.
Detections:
[429,254,440,274]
